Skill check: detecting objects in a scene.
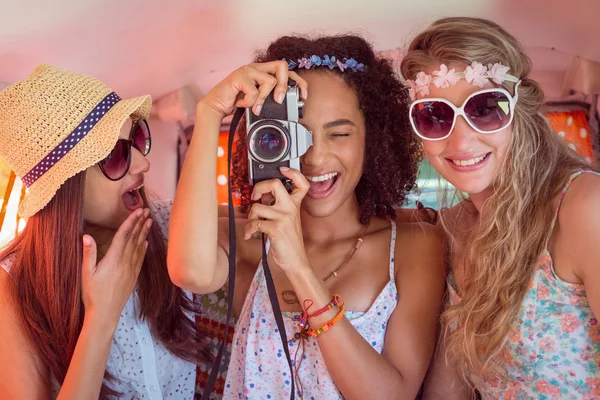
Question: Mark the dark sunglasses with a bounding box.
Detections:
[98,118,151,181]
[409,83,520,141]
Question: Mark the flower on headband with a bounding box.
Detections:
[285,58,299,70]
[344,58,365,72]
[405,79,418,101]
[298,57,312,69]
[464,62,488,87]
[415,71,432,97]
[322,55,336,69]
[432,64,460,89]
[281,55,365,72]
[487,63,510,84]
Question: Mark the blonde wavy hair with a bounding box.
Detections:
[400,17,596,386]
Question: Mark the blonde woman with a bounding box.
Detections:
[400,17,600,399]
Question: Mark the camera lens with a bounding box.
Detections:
[250,125,289,162]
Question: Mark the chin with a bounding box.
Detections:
[450,178,494,197]
[105,208,132,230]
[301,198,340,219]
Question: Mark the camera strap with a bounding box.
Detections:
[201,107,296,400]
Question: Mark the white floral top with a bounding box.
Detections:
[224,222,398,399]
[1,200,197,399]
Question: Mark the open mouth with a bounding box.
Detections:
[305,172,339,199]
[122,182,144,211]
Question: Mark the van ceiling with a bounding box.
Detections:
[1,0,598,100]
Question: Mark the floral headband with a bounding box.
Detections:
[405,62,520,101]
[284,55,365,72]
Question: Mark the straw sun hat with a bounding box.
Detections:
[0,64,152,218]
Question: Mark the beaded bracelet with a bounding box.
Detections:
[306,303,345,337]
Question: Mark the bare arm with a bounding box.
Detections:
[309,223,446,399]
[557,173,600,319]
[0,269,51,399]
[0,209,150,399]
[167,61,307,294]
[0,272,119,399]
[168,103,230,294]
[422,330,473,400]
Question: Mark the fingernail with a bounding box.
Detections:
[136,209,143,217]
[83,236,90,246]
[144,209,150,217]
[254,104,262,115]
[277,93,285,104]
[280,166,290,172]
[146,219,153,228]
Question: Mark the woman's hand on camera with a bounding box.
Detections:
[244,167,311,272]
[197,61,307,119]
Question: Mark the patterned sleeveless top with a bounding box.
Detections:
[224,222,398,399]
[447,171,600,399]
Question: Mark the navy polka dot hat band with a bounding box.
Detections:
[21,92,122,187]
[0,64,152,218]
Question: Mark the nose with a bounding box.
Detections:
[129,146,150,175]
[300,133,326,168]
[446,116,480,153]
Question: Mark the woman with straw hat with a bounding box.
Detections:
[0,64,210,399]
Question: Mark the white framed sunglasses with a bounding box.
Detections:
[408,81,521,141]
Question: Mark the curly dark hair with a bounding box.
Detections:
[232,34,421,224]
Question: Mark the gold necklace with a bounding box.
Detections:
[282,221,370,305]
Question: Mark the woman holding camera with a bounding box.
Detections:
[169,35,445,399]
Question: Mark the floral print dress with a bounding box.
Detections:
[448,171,600,399]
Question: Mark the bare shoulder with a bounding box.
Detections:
[395,220,446,245]
[556,172,600,244]
[555,172,600,278]
[0,269,49,396]
[558,172,600,224]
[394,221,448,278]
[0,268,21,330]
[394,207,438,225]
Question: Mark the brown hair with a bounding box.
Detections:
[2,171,210,397]
[232,34,422,224]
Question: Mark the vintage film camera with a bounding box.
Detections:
[246,80,312,186]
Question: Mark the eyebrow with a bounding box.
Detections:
[323,119,356,130]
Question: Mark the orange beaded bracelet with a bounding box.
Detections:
[306,303,345,337]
